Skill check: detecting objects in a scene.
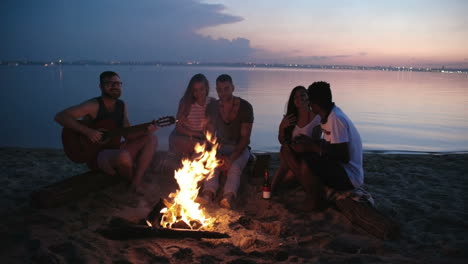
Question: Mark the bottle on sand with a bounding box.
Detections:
[262,169,271,199]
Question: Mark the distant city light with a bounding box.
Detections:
[1,60,466,74]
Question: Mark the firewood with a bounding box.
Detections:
[145,198,165,225]
[96,217,229,240]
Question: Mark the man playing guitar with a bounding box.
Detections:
[55,71,158,190]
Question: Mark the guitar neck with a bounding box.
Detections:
[106,121,155,138]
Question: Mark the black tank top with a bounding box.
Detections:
[94,97,125,128]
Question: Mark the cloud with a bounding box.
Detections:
[0,0,254,62]
[359,52,368,56]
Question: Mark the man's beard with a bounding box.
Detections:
[102,89,121,99]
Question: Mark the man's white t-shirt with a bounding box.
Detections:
[321,106,363,188]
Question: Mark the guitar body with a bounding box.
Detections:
[62,116,175,164]
[62,119,121,163]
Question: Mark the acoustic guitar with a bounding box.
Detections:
[62,116,175,163]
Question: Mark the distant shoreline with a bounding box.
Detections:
[2,61,467,74]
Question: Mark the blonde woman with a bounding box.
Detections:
[169,73,217,157]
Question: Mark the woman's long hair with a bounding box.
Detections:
[283,86,307,141]
[180,73,210,115]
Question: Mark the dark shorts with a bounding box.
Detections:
[303,154,354,191]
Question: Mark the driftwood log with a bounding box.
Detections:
[334,197,400,240]
[96,217,230,240]
[30,170,121,208]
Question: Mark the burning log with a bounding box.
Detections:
[145,198,166,225]
[96,217,229,240]
[145,199,204,230]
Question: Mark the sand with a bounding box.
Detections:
[0,147,467,263]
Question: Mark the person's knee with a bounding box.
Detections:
[230,157,248,175]
[117,151,132,169]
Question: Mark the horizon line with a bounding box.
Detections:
[2,59,467,73]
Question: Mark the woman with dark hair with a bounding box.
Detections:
[169,73,217,157]
[271,86,321,192]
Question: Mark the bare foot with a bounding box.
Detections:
[220,193,235,209]
[196,190,214,206]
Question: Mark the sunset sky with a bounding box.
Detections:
[2,0,467,67]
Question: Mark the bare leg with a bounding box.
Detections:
[271,160,288,193]
[122,134,157,187]
[281,145,325,210]
[134,135,157,186]
[273,144,306,192]
[280,145,301,177]
[297,161,326,211]
[97,149,132,182]
[271,155,289,192]
[115,151,133,182]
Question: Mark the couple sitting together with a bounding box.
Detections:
[55,71,363,212]
[272,82,363,211]
[169,73,254,209]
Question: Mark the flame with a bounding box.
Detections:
[158,132,221,229]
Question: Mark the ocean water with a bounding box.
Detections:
[1,65,467,153]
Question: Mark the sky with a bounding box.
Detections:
[2,0,467,67]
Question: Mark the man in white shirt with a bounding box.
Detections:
[283,81,363,211]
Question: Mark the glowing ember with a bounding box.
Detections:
[158,132,221,229]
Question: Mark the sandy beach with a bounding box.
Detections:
[1,147,467,263]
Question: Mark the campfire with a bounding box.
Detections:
[96,132,230,240]
[148,132,221,230]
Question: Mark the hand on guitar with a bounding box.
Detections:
[85,128,103,143]
[146,123,158,134]
[124,123,158,141]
